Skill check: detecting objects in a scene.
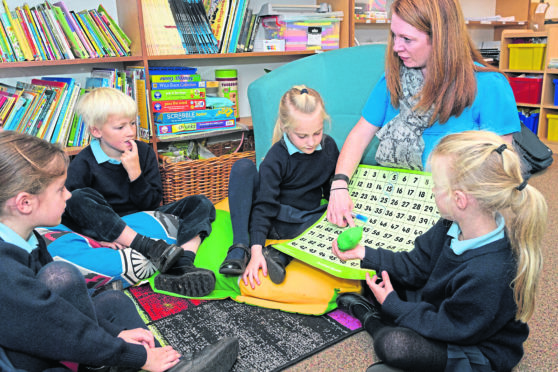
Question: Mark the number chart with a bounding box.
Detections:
[274,165,440,280]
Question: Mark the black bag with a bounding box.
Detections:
[513,123,554,176]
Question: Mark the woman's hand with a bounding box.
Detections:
[142,345,181,372]
[331,238,365,261]
[327,186,355,227]
[242,245,266,289]
[366,271,394,305]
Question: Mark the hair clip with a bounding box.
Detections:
[300,88,308,95]
[516,179,528,191]
[494,144,507,154]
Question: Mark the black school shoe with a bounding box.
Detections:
[167,337,239,372]
[336,292,382,324]
[219,243,250,276]
[154,264,216,297]
[262,245,286,284]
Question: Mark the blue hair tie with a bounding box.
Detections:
[300,88,308,95]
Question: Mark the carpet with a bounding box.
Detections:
[126,284,362,372]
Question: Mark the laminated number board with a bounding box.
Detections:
[274,165,440,280]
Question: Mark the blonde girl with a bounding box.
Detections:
[333,130,546,371]
[219,85,339,288]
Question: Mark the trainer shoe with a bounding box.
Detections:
[154,264,216,298]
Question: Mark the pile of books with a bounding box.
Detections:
[0,66,151,148]
[0,0,131,62]
[142,0,218,55]
[151,66,236,139]
[206,0,262,53]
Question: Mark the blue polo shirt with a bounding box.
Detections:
[362,70,520,168]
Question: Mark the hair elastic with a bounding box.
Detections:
[516,179,528,191]
[300,88,308,95]
[494,144,507,154]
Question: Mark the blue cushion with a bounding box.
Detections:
[248,44,387,166]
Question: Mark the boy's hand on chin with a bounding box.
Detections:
[121,140,142,181]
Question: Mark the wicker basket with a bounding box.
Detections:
[159,150,256,205]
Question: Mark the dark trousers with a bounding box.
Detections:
[6,261,148,372]
[228,159,324,266]
[63,188,216,246]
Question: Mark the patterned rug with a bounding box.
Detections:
[126,285,362,372]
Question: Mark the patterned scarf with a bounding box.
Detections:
[374,66,434,171]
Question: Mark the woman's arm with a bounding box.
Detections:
[327,117,379,227]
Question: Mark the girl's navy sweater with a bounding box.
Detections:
[0,233,146,370]
[250,135,339,246]
[362,218,529,372]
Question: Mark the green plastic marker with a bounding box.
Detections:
[337,226,363,251]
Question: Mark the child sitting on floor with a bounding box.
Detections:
[62,87,216,297]
[333,130,547,372]
[218,85,339,287]
[0,130,239,372]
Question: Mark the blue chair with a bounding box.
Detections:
[247,43,387,166]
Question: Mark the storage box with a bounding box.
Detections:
[509,76,543,104]
[261,14,342,51]
[508,44,546,70]
[554,79,558,106]
[518,111,539,134]
[547,114,558,142]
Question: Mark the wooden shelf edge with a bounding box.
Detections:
[146,50,318,61]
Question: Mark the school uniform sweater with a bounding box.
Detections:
[0,233,146,371]
[250,135,339,247]
[66,140,163,216]
[362,218,528,372]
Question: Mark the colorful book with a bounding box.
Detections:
[0,8,25,61]
[135,78,151,142]
[157,118,236,136]
[88,8,124,56]
[151,88,206,101]
[57,82,81,146]
[14,6,40,60]
[151,81,214,89]
[78,10,115,57]
[227,0,247,53]
[150,74,202,83]
[2,0,33,60]
[3,91,34,131]
[152,99,206,113]
[54,1,95,58]
[96,6,130,55]
[154,107,234,124]
[41,77,74,142]
[51,3,87,58]
[207,0,231,52]
[30,6,59,60]
[39,3,73,59]
[22,4,47,60]
[0,12,14,61]
[30,79,68,139]
[98,4,131,46]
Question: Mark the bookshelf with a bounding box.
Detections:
[1,0,352,154]
[500,27,558,153]
[350,0,531,46]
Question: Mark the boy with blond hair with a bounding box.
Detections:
[62,87,216,297]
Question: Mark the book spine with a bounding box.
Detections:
[74,11,102,57]
[14,7,40,60]
[59,83,81,146]
[54,1,95,58]
[247,14,261,52]
[98,4,131,45]
[154,107,234,124]
[32,7,59,60]
[151,81,208,89]
[80,10,113,56]
[150,74,201,82]
[98,11,130,55]
[152,99,206,113]
[2,0,33,60]
[151,88,206,101]
[51,4,87,58]
[22,5,47,60]
[0,10,14,61]
[157,118,236,136]
[89,9,123,56]
[0,11,25,61]
[40,4,73,59]
[227,0,246,53]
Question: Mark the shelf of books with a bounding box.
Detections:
[1,0,352,156]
